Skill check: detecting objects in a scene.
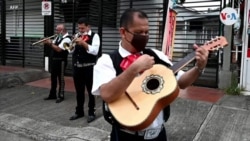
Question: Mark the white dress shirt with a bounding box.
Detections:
[92,41,184,131]
[52,33,71,50]
[69,30,100,55]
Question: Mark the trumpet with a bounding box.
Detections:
[63,33,82,52]
[32,34,57,46]
[63,38,77,52]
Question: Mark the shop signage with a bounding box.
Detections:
[42,1,51,16]
[162,0,177,60]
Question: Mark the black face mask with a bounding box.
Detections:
[126,30,149,52]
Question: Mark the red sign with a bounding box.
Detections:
[162,9,177,60]
[248,48,250,58]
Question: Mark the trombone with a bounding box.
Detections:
[32,34,57,46]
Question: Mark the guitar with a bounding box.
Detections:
[108,36,228,131]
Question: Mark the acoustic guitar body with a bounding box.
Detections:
[107,36,228,131]
[108,64,179,131]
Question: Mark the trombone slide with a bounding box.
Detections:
[32,34,57,46]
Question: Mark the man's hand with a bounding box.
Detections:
[43,39,52,46]
[75,38,88,49]
[193,44,209,69]
[130,54,155,73]
[75,37,83,45]
[177,44,209,89]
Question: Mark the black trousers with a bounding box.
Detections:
[49,59,67,99]
[110,125,167,141]
[73,65,95,115]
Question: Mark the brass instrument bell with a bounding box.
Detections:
[63,33,82,52]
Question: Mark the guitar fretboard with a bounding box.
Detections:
[170,52,196,74]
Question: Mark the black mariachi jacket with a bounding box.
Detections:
[72,32,97,64]
[103,48,172,125]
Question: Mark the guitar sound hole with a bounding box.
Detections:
[146,78,159,91]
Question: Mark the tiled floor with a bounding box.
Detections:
[1,65,225,103]
[0,65,26,73]
[26,77,75,92]
[179,86,224,103]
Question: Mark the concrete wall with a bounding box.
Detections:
[218,26,232,89]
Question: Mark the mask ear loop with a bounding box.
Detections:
[123,28,134,45]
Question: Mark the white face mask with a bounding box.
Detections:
[58,33,63,38]
[57,30,63,38]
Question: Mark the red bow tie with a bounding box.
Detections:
[120,53,141,71]
[82,35,89,42]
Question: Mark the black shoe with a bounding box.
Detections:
[69,114,84,120]
[44,96,56,100]
[55,98,64,103]
[87,115,96,123]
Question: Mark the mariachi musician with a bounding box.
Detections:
[92,8,209,141]
[69,17,101,123]
[43,24,72,103]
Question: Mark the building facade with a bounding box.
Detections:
[239,0,250,93]
[2,0,249,92]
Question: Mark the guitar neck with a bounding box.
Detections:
[169,52,196,74]
[168,36,228,74]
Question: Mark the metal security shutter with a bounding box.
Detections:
[100,0,120,54]
[131,0,166,50]
[101,0,166,54]
[24,1,44,68]
[5,0,44,68]
[173,0,222,88]
[5,1,24,66]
